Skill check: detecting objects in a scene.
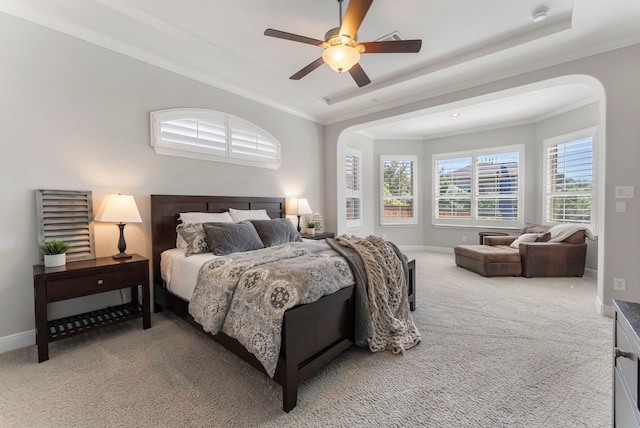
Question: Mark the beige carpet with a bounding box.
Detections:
[0,251,611,427]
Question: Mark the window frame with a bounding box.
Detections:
[345,148,363,229]
[433,144,524,228]
[542,127,597,230]
[150,108,281,169]
[380,155,418,226]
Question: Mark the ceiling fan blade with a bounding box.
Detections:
[348,63,371,87]
[264,29,324,46]
[340,0,373,40]
[290,57,325,80]
[357,39,422,54]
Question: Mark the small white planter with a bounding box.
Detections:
[44,253,66,268]
[307,228,316,236]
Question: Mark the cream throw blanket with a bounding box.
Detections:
[335,235,421,354]
[548,224,595,242]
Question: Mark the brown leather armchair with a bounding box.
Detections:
[483,224,588,277]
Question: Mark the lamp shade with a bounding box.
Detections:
[95,194,142,223]
[296,198,313,215]
[322,45,360,73]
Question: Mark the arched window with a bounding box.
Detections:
[150,108,281,169]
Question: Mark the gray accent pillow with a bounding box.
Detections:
[250,218,303,247]
[176,223,211,256]
[202,221,265,256]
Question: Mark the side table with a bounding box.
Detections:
[478,231,508,245]
[33,254,150,362]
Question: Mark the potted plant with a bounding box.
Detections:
[306,221,316,236]
[40,240,70,267]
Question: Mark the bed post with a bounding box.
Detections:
[281,321,298,412]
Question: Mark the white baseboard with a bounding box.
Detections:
[398,245,453,254]
[596,295,614,318]
[584,268,597,279]
[0,330,35,355]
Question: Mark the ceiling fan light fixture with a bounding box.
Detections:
[322,44,360,73]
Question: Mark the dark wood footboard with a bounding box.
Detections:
[154,282,355,412]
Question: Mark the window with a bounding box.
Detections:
[433,145,523,227]
[380,155,418,225]
[543,128,596,227]
[150,108,280,169]
[345,148,362,228]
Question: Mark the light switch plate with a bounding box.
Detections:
[615,186,634,198]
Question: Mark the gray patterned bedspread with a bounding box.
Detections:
[188,241,354,377]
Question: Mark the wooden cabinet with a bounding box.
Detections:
[613,300,640,427]
[33,254,150,362]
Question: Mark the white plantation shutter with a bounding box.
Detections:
[151,109,280,169]
[475,151,519,222]
[434,156,472,222]
[346,149,362,227]
[36,189,96,262]
[160,117,227,153]
[381,155,417,225]
[544,131,594,225]
[229,120,279,163]
[433,145,523,227]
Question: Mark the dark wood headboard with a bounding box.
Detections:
[150,195,285,287]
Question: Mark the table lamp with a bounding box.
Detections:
[288,198,313,232]
[95,194,142,259]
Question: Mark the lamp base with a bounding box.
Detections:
[112,252,132,260]
[113,223,132,260]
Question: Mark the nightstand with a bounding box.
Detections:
[33,254,150,362]
[301,232,335,240]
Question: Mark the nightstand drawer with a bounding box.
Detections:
[47,267,144,301]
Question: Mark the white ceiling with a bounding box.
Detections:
[3,0,640,138]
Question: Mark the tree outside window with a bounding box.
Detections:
[381,156,417,225]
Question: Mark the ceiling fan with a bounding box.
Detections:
[264,0,422,87]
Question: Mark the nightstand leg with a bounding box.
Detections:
[142,275,151,329]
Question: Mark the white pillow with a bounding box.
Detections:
[179,211,233,224]
[229,208,271,222]
[510,233,540,249]
[176,212,233,248]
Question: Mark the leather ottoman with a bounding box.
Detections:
[454,244,522,277]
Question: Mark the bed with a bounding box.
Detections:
[150,194,357,412]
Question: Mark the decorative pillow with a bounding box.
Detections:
[250,218,302,247]
[229,208,271,223]
[510,233,541,249]
[176,212,233,249]
[202,221,265,256]
[176,223,211,256]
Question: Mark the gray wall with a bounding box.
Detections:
[0,14,324,343]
